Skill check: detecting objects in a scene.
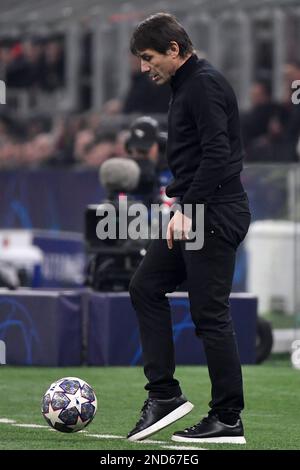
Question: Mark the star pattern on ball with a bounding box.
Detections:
[65,387,90,414]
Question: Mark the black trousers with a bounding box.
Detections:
[129,196,251,417]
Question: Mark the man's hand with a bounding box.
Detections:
[166,210,192,249]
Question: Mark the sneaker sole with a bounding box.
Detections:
[127,401,194,442]
[171,435,246,444]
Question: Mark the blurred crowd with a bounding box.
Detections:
[0,112,129,168]
[241,61,300,163]
[1,34,300,169]
[0,36,65,92]
[0,37,171,170]
[0,110,169,171]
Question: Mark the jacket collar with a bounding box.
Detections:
[170,53,199,92]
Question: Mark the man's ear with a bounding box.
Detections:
[167,41,180,58]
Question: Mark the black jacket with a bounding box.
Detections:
[166,54,245,204]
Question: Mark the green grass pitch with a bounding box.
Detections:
[1,358,300,450]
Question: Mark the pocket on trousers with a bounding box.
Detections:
[204,209,226,241]
[231,200,252,244]
[227,203,251,246]
[206,201,251,248]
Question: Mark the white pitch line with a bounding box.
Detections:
[136,439,168,445]
[85,434,171,445]
[12,424,49,429]
[161,445,207,451]
[48,428,88,433]
[85,433,125,439]
[0,418,16,424]
[85,434,207,450]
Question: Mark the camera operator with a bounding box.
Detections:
[126,116,165,206]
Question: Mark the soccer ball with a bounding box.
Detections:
[41,377,97,433]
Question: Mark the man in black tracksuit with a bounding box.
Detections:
[127,13,251,444]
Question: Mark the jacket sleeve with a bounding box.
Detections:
[181,74,230,205]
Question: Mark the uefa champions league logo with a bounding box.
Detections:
[0,340,6,365]
[0,80,6,104]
